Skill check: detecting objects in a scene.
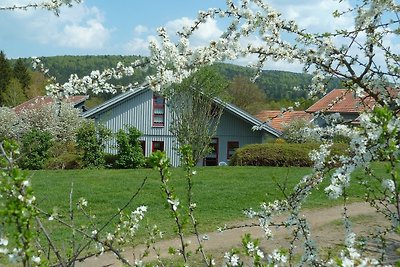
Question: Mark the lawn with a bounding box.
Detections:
[29,164,387,245]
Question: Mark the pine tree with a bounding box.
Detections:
[25,71,46,99]
[0,51,12,105]
[1,78,26,107]
[13,58,31,92]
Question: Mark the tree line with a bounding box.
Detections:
[0,51,47,107]
[12,55,341,109]
[1,53,341,113]
[29,55,341,100]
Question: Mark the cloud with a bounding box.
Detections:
[2,3,111,51]
[124,35,157,55]
[58,19,110,49]
[164,17,193,33]
[134,25,149,35]
[165,17,222,46]
[122,1,355,73]
[124,16,223,56]
[268,0,353,32]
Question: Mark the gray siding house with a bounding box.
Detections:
[83,87,280,166]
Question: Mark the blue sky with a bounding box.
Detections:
[0,0,357,72]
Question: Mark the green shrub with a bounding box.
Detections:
[274,138,286,144]
[230,143,349,167]
[104,153,118,169]
[115,126,145,169]
[45,153,82,170]
[45,142,82,170]
[19,129,53,170]
[76,120,111,168]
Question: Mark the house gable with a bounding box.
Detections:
[85,88,173,137]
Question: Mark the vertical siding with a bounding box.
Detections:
[92,89,181,166]
[97,89,173,136]
[215,110,265,164]
[140,135,180,167]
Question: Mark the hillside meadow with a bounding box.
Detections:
[28,164,387,244]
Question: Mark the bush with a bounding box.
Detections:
[76,120,111,168]
[45,153,82,170]
[230,143,348,167]
[274,138,286,144]
[45,142,82,170]
[115,126,145,169]
[19,129,53,170]
[104,153,118,169]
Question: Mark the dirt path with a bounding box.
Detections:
[76,202,399,267]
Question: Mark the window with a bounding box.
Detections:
[153,94,165,127]
[203,138,218,166]
[152,141,164,152]
[227,141,239,160]
[140,140,146,156]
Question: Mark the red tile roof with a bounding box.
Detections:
[13,95,88,114]
[255,110,312,131]
[306,89,375,114]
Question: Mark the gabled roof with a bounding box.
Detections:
[255,110,312,131]
[83,86,281,137]
[306,89,375,114]
[13,95,89,114]
[213,98,281,137]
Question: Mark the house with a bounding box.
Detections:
[255,89,376,131]
[13,95,89,114]
[305,89,375,126]
[83,86,280,166]
[255,110,312,132]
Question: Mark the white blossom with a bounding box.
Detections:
[78,197,88,208]
[382,179,396,193]
[91,230,98,237]
[0,238,8,246]
[32,256,41,264]
[224,252,240,266]
[168,198,180,211]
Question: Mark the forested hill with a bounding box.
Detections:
[21,55,341,101]
[215,63,341,100]
[37,55,149,86]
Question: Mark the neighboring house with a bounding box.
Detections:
[305,89,375,126]
[83,86,280,166]
[255,110,312,132]
[13,95,89,114]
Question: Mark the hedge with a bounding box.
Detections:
[229,143,349,167]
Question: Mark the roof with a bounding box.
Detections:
[255,110,312,131]
[13,95,89,113]
[83,86,281,137]
[214,98,281,137]
[306,89,375,114]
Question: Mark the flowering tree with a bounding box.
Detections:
[2,0,400,266]
[0,102,84,143]
[168,67,229,163]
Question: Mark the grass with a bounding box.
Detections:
[0,163,389,265]
[28,164,388,243]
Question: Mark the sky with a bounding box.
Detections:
[0,0,356,72]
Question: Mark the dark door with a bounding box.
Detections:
[204,138,218,166]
